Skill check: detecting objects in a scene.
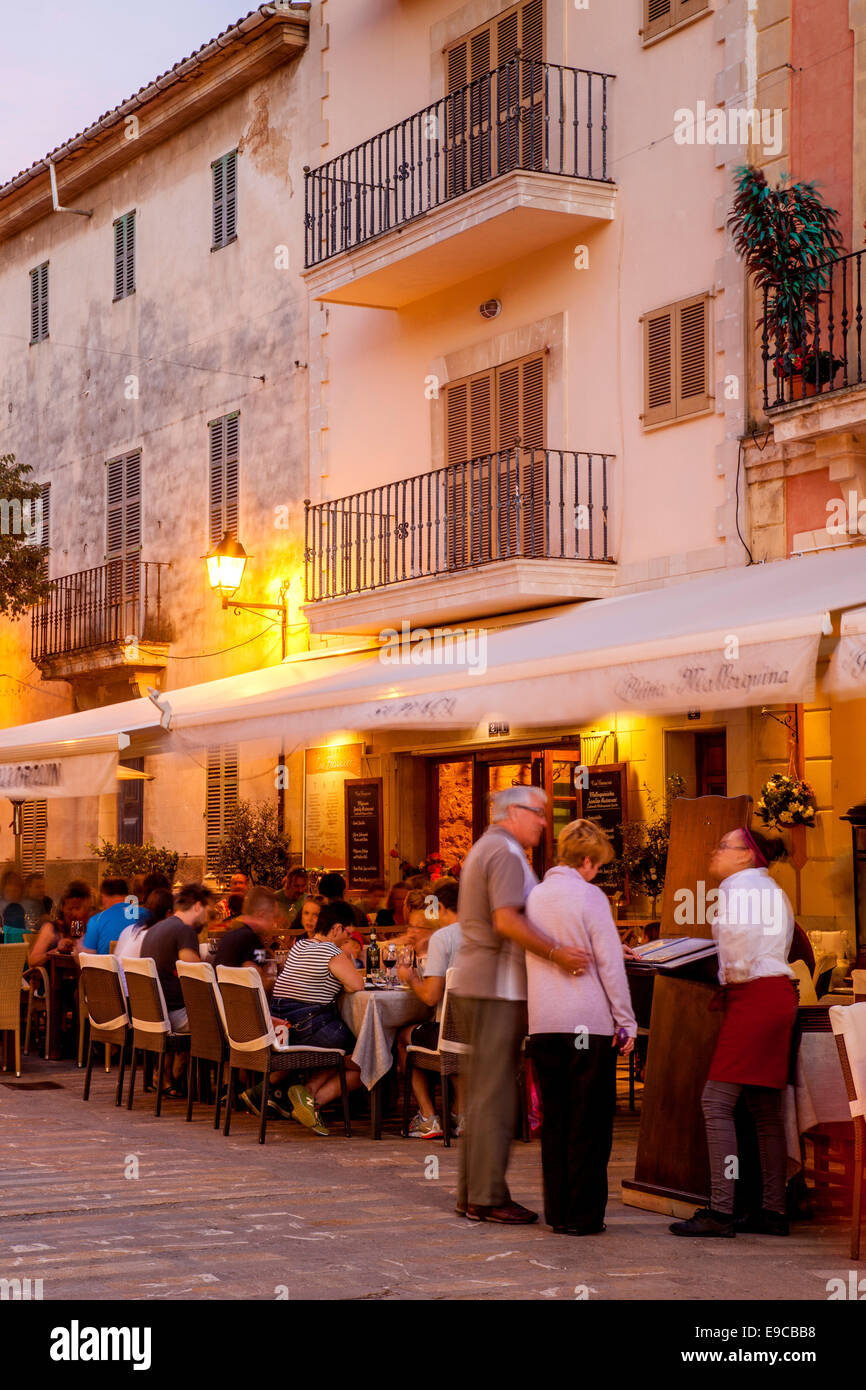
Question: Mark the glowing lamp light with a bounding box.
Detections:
[204,533,249,599]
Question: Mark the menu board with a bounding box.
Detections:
[344,778,384,889]
[583,762,628,894]
[304,744,363,871]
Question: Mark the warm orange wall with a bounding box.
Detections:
[791,0,854,248]
[785,467,833,550]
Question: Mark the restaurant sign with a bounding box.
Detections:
[0,752,119,799]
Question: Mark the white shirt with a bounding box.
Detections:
[713,867,795,985]
[113,923,148,993]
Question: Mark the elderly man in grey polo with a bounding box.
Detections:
[452,785,589,1224]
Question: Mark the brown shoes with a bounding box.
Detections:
[464,1201,538,1224]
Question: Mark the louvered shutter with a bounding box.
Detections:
[676,0,708,22]
[225,151,238,242]
[518,353,546,555]
[113,213,135,299]
[21,802,47,875]
[446,41,469,197]
[496,9,521,175]
[676,294,710,416]
[124,451,142,594]
[39,483,50,578]
[209,414,240,544]
[644,0,673,39]
[213,156,225,247]
[106,457,125,558]
[206,746,239,872]
[643,305,676,425]
[519,0,544,170]
[212,151,238,249]
[469,28,493,187]
[30,263,48,343]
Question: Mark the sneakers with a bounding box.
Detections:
[408,1111,444,1139]
[735,1209,789,1236]
[669,1207,736,1238]
[239,1084,263,1116]
[287,1084,329,1136]
[451,1113,465,1138]
[268,1086,296,1121]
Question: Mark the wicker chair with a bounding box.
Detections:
[216,965,351,1144]
[22,932,50,1058]
[401,969,470,1147]
[0,944,28,1076]
[124,957,191,1116]
[177,961,230,1129]
[829,1002,866,1259]
[79,956,129,1105]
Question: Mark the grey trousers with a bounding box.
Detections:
[455,996,528,1210]
[702,1079,788,1216]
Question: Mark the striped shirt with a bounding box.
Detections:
[272,936,342,1004]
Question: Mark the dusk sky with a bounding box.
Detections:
[0,1,255,184]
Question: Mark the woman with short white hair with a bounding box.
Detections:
[526,819,636,1236]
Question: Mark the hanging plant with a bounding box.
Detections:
[755,774,816,829]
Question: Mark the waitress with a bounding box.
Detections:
[671,826,797,1239]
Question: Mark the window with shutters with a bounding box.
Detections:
[642,0,710,44]
[206,746,239,872]
[212,150,238,250]
[444,350,546,564]
[38,483,50,579]
[105,450,142,618]
[30,262,49,343]
[642,292,711,426]
[208,413,240,545]
[21,801,47,876]
[113,211,136,300]
[445,0,544,195]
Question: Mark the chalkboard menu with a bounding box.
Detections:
[344,778,384,889]
[582,763,628,894]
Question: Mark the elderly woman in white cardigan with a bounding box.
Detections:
[526,820,636,1236]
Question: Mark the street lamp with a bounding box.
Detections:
[203,531,289,659]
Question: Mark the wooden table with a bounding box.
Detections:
[45,950,80,1061]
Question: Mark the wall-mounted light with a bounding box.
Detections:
[479,299,501,320]
[203,532,249,599]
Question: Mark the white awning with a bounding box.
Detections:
[0,549,863,765]
[826,603,866,696]
[0,733,132,799]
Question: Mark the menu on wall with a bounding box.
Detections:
[304,744,363,871]
[344,778,384,889]
[583,763,628,894]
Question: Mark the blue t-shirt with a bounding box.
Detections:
[83,900,145,954]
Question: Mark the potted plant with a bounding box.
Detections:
[89,838,181,882]
[728,166,843,402]
[755,773,817,829]
[211,798,291,887]
[608,775,685,917]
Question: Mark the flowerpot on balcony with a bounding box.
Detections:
[788,372,817,401]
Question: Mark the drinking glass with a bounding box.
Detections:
[383,943,397,986]
[70,920,84,941]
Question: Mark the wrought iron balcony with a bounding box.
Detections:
[304,449,613,603]
[31,558,171,664]
[304,57,614,269]
[762,248,865,410]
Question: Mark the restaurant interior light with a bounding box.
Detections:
[204,533,249,598]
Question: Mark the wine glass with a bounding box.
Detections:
[70,920,84,941]
[383,943,397,986]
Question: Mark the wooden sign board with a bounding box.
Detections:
[659,794,752,939]
[304,743,363,871]
[344,777,384,889]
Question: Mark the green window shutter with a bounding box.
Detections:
[39,482,50,578]
[30,263,49,343]
[113,211,136,299]
[212,151,238,249]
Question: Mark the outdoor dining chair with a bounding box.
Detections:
[177,960,230,1129]
[216,964,351,1144]
[23,933,50,1059]
[401,968,470,1148]
[79,956,129,1106]
[829,1002,866,1259]
[123,957,191,1116]
[0,943,28,1076]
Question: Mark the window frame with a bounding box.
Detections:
[641,0,711,48]
[641,291,712,429]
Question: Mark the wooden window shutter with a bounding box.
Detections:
[643,305,676,425]
[644,0,673,39]
[445,371,494,565]
[21,801,48,875]
[106,457,125,557]
[676,0,708,23]
[113,211,135,300]
[206,746,239,872]
[496,353,545,555]
[105,452,141,558]
[39,482,50,578]
[676,293,710,416]
[30,263,48,343]
[212,151,238,249]
[209,413,240,544]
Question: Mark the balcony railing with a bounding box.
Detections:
[762,248,865,409]
[304,57,614,268]
[31,558,170,663]
[304,449,613,603]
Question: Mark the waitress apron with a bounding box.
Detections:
[707,975,798,1089]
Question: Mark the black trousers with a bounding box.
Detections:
[528,1032,617,1232]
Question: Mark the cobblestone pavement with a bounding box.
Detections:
[0,1059,853,1301]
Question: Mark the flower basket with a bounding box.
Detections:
[755,774,817,830]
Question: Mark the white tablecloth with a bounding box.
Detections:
[339,988,430,1089]
[783,1029,851,1165]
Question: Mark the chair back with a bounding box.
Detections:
[177,961,228,1063]
[438,967,471,1056]
[0,943,29,1028]
[23,931,37,952]
[813,952,837,996]
[829,1002,866,1120]
[790,958,818,1006]
[216,965,275,1072]
[79,955,128,1040]
[123,957,170,1041]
